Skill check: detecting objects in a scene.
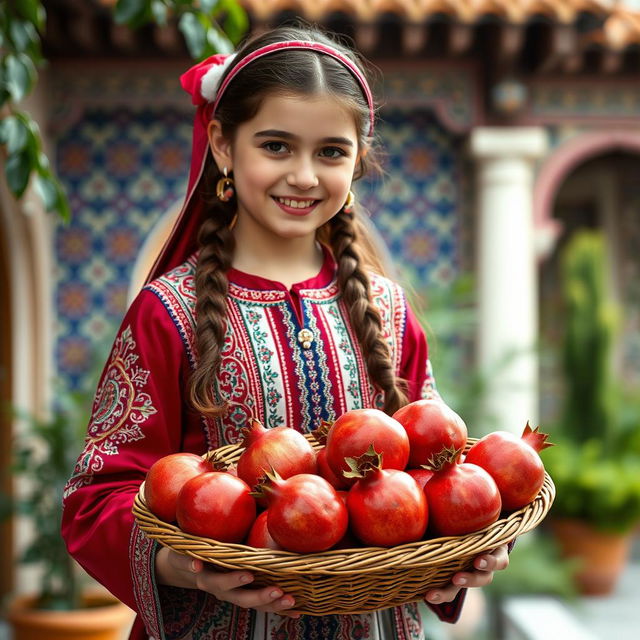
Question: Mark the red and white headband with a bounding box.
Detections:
[180,40,375,137]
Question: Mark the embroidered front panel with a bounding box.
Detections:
[135,260,425,639]
[63,325,157,498]
[129,524,163,640]
[369,274,407,374]
[146,256,198,369]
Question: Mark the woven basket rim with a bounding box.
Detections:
[133,435,556,576]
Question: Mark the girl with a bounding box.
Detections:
[62,23,508,640]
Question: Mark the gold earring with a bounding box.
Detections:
[216,167,235,202]
[342,190,355,214]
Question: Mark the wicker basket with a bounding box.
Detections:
[133,435,555,615]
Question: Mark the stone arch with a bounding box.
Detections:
[534,130,640,256]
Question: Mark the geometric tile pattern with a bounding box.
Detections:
[55,107,193,388]
[360,107,465,291]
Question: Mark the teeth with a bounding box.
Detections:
[277,197,315,209]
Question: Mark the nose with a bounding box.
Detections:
[286,158,319,190]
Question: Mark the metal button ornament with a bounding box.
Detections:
[297,329,314,349]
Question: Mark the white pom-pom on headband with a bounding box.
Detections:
[200,53,237,102]
[192,40,375,137]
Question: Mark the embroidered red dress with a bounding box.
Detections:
[62,248,464,640]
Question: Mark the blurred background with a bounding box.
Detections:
[1,1,639,638]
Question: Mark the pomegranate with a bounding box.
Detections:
[245,511,281,550]
[176,472,256,542]
[325,409,410,485]
[144,452,212,523]
[345,446,428,547]
[236,418,317,492]
[464,422,552,511]
[393,399,467,468]
[252,470,348,553]
[424,446,502,536]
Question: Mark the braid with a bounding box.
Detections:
[328,210,409,414]
[189,208,236,417]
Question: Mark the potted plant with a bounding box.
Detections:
[1,381,133,640]
[541,230,640,595]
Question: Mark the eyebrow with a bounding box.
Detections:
[254,129,354,147]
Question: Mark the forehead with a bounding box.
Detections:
[242,93,360,141]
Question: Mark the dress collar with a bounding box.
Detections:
[227,244,337,292]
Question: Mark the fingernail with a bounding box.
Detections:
[428,593,440,602]
[281,597,294,607]
[239,574,252,584]
[455,577,467,586]
[477,559,488,569]
[270,590,282,598]
[190,560,198,572]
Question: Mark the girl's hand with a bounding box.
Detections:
[155,547,300,618]
[424,544,509,605]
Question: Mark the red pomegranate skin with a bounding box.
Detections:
[393,399,467,468]
[424,462,501,537]
[236,420,317,492]
[245,511,281,550]
[176,472,256,542]
[325,409,410,484]
[347,468,428,547]
[144,453,213,523]
[464,429,547,511]
[264,474,348,553]
[405,467,435,490]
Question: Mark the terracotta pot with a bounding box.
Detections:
[550,518,633,596]
[6,591,134,640]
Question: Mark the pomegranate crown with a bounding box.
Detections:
[343,444,384,479]
[312,420,333,445]
[522,421,554,452]
[249,466,283,499]
[424,444,463,472]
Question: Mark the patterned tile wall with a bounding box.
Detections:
[54,105,465,389]
[55,107,194,388]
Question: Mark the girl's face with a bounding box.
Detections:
[209,92,361,245]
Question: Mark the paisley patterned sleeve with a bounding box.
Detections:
[61,288,201,640]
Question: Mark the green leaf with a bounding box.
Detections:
[5,149,32,197]
[1,115,29,153]
[53,180,71,222]
[10,20,33,53]
[5,53,36,102]
[35,173,58,211]
[15,0,46,31]
[219,0,248,45]
[114,0,149,27]
[200,0,221,13]
[150,0,168,26]
[179,12,207,59]
[205,23,234,55]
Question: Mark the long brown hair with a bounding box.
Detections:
[189,24,409,418]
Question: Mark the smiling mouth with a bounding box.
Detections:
[273,196,319,209]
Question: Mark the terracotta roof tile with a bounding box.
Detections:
[96,0,640,52]
[246,0,640,50]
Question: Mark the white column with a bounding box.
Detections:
[469,128,548,435]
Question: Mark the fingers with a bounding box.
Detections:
[424,544,511,604]
[472,544,510,573]
[155,548,202,588]
[192,565,299,617]
[424,584,462,604]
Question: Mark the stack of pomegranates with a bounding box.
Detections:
[143,400,552,553]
